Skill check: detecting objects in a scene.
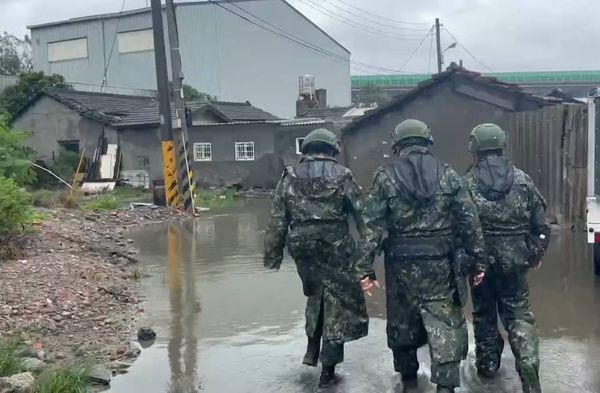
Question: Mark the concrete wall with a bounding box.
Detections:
[12,96,117,162]
[31,0,351,118]
[189,122,329,188]
[342,81,513,188]
[118,127,163,181]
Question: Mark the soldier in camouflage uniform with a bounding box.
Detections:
[263,128,375,388]
[463,123,550,393]
[362,119,487,393]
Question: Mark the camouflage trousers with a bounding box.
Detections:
[385,256,468,388]
[471,266,541,392]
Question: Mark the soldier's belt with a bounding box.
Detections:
[384,235,453,259]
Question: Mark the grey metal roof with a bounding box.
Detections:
[28,1,256,29]
[33,89,277,128]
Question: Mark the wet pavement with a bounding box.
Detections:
[109,199,600,393]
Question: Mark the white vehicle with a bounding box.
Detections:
[586,87,600,275]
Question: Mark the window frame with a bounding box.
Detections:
[235,141,255,161]
[295,137,305,155]
[47,37,88,63]
[193,142,212,162]
[117,29,155,54]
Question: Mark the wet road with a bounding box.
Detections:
[109,199,600,393]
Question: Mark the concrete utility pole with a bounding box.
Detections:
[165,0,196,213]
[435,18,443,74]
[151,0,181,208]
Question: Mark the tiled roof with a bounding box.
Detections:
[33,89,277,128]
[343,65,559,134]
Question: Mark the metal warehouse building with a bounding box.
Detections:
[28,0,351,118]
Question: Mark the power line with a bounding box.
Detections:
[443,27,493,72]
[428,29,434,74]
[212,0,408,74]
[398,27,434,71]
[318,0,430,32]
[328,0,430,26]
[294,0,426,40]
[102,0,127,88]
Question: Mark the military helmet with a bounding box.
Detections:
[469,123,506,152]
[301,128,340,154]
[391,119,434,145]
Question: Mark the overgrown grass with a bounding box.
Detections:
[0,340,22,377]
[35,366,89,393]
[194,189,235,210]
[80,187,151,212]
[81,196,120,212]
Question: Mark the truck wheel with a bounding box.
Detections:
[595,243,600,276]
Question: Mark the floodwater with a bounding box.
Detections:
[109,199,600,393]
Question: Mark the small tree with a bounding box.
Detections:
[0,71,66,122]
[182,84,215,102]
[0,32,32,76]
[0,118,35,185]
[0,176,34,261]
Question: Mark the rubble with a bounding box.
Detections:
[0,205,188,364]
[0,372,34,393]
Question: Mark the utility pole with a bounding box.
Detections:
[165,0,196,213]
[151,0,181,208]
[435,18,442,74]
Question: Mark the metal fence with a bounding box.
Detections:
[506,104,588,228]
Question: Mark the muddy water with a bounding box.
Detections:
[109,199,600,393]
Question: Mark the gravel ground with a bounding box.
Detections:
[0,205,189,364]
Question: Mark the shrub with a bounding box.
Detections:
[0,340,22,377]
[0,176,33,261]
[0,176,33,234]
[0,120,35,186]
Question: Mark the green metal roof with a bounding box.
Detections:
[351,71,600,89]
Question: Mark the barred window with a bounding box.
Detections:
[193,143,212,161]
[235,142,255,161]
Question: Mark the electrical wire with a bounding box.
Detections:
[328,0,429,26]
[318,0,430,32]
[443,27,493,72]
[428,29,434,74]
[398,27,433,71]
[102,0,127,88]
[294,0,425,40]
[212,0,409,74]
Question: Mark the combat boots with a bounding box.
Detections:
[318,365,337,388]
[302,336,320,367]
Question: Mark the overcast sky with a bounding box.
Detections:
[1,0,598,74]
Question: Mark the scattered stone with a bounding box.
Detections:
[20,358,47,373]
[88,365,112,386]
[125,341,142,358]
[137,327,156,341]
[0,372,35,393]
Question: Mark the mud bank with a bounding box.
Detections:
[0,206,189,365]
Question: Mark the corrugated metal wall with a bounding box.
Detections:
[506,104,588,228]
[29,1,351,118]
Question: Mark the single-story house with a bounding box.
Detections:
[13,88,328,188]
[341,64,562,188]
